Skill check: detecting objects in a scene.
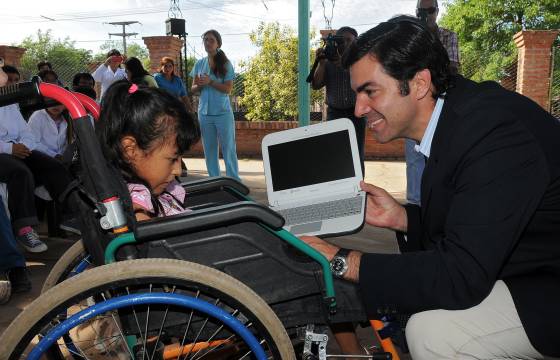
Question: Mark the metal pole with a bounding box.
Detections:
[298,0,310,127]
[122,24,127,55]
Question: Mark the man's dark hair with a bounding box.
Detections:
[2,64,20,76]
[37,61,52,71]
[106,49,121,58]
[343,15,452,98]
[336,26,358,37]
[72,72,95,87]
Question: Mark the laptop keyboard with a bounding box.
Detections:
[277,196,363,226]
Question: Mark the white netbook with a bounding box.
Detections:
[262,118,366,237]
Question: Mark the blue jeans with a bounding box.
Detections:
[198,112,240,180]
[405,139,425,205]
[0,195,26,272]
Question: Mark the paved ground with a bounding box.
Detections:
[0,157,408,357]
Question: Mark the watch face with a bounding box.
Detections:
[332,258,345,273]
[330,256,348,277]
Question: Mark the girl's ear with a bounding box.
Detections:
[120,136,139,161]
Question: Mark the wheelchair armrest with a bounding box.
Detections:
[135,201,284,242]
[180,177,250,196]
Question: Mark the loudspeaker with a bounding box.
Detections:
[166,18,186,36]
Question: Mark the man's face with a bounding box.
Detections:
[6,72,20,85]
[339,31,356,53]
[350,56,418,143]
[417,0,439,29]
[38,65,50,72]
[78,77,94,88]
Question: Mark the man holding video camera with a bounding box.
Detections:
[92,49,127,99]
[312,26,366,175]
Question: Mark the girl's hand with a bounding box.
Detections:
[360,181,407,232]
[197,74,211,86]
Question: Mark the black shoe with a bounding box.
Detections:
[59,217,81,235]
[8,267,32,293]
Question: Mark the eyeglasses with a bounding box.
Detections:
[416,6,438,15]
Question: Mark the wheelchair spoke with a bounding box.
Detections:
[101,292,136,359]
[191,309,239,360]
[176,290,200,360]
[126,285,148,349]
[140,283,154,360]
[149,285,176,360]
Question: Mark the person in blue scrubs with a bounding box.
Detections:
[154,57,193,113]
[190,30,240,181]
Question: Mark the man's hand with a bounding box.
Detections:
[12,143,31,159]
[300,235,339,261]
[315,47,326,62]
[361,181,408,232]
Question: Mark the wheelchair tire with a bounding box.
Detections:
[2,258,296,360]
[41,240,89,293]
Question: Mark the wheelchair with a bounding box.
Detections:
[0,80,401,359]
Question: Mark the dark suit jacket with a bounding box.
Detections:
[359,76,560,356]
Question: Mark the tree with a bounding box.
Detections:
[94,40,150,70]
[239,22,323,121]
[18,30,93,85]
[440,0,560,82]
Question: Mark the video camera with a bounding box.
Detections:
[322,34,345,62]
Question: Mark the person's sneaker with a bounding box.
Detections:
[17,229,48,253]
[59,217,81,236]
[0,272,11,304]
[8,267,32,293]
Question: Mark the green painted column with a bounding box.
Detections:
[298,0,310,127]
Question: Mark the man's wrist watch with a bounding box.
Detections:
[330,248,351,278]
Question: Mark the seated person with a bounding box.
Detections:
[72,72,95,90]
[0,65,77,246]
[28,104,71,161]
[97,81,200,221]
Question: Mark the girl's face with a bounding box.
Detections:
[124,137,182,195]
[46,104,65,119]
[161,62,174,76]
[203,33,219,54]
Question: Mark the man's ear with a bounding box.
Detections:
[120,136,139,161]
[412,69,432,100]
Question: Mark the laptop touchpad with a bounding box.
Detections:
[290,221,322,235]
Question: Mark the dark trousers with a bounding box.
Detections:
[0,194,26,272]
[0,151,72,230]
[327,106,366,176]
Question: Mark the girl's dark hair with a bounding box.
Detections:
[203,29,230,78]
[124,57,149,83]
[343,15,452,99]
[97,79,200,197]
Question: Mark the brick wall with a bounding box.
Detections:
[142,36,183,75]
[0,46,26,68]
[514,30,559,111]
[186,121,404,159]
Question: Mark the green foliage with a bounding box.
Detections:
[18,30,93,85]
[440,0,560,82]
[239,22,323,121]
[95,40,150,69]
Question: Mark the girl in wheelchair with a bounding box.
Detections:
[97,80,200,221]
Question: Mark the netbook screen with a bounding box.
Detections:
[268,130,355,192]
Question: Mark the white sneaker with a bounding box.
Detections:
[0,272,11,304]
[17,230,48,253]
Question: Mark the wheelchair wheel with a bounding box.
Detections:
[41,240,90,293]
[2,259,295,359]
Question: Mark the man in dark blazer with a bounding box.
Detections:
[302,16,560,359]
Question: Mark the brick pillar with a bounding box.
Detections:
[0,45,26,68]
[514,30,559,111]
[142,36,183,75]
